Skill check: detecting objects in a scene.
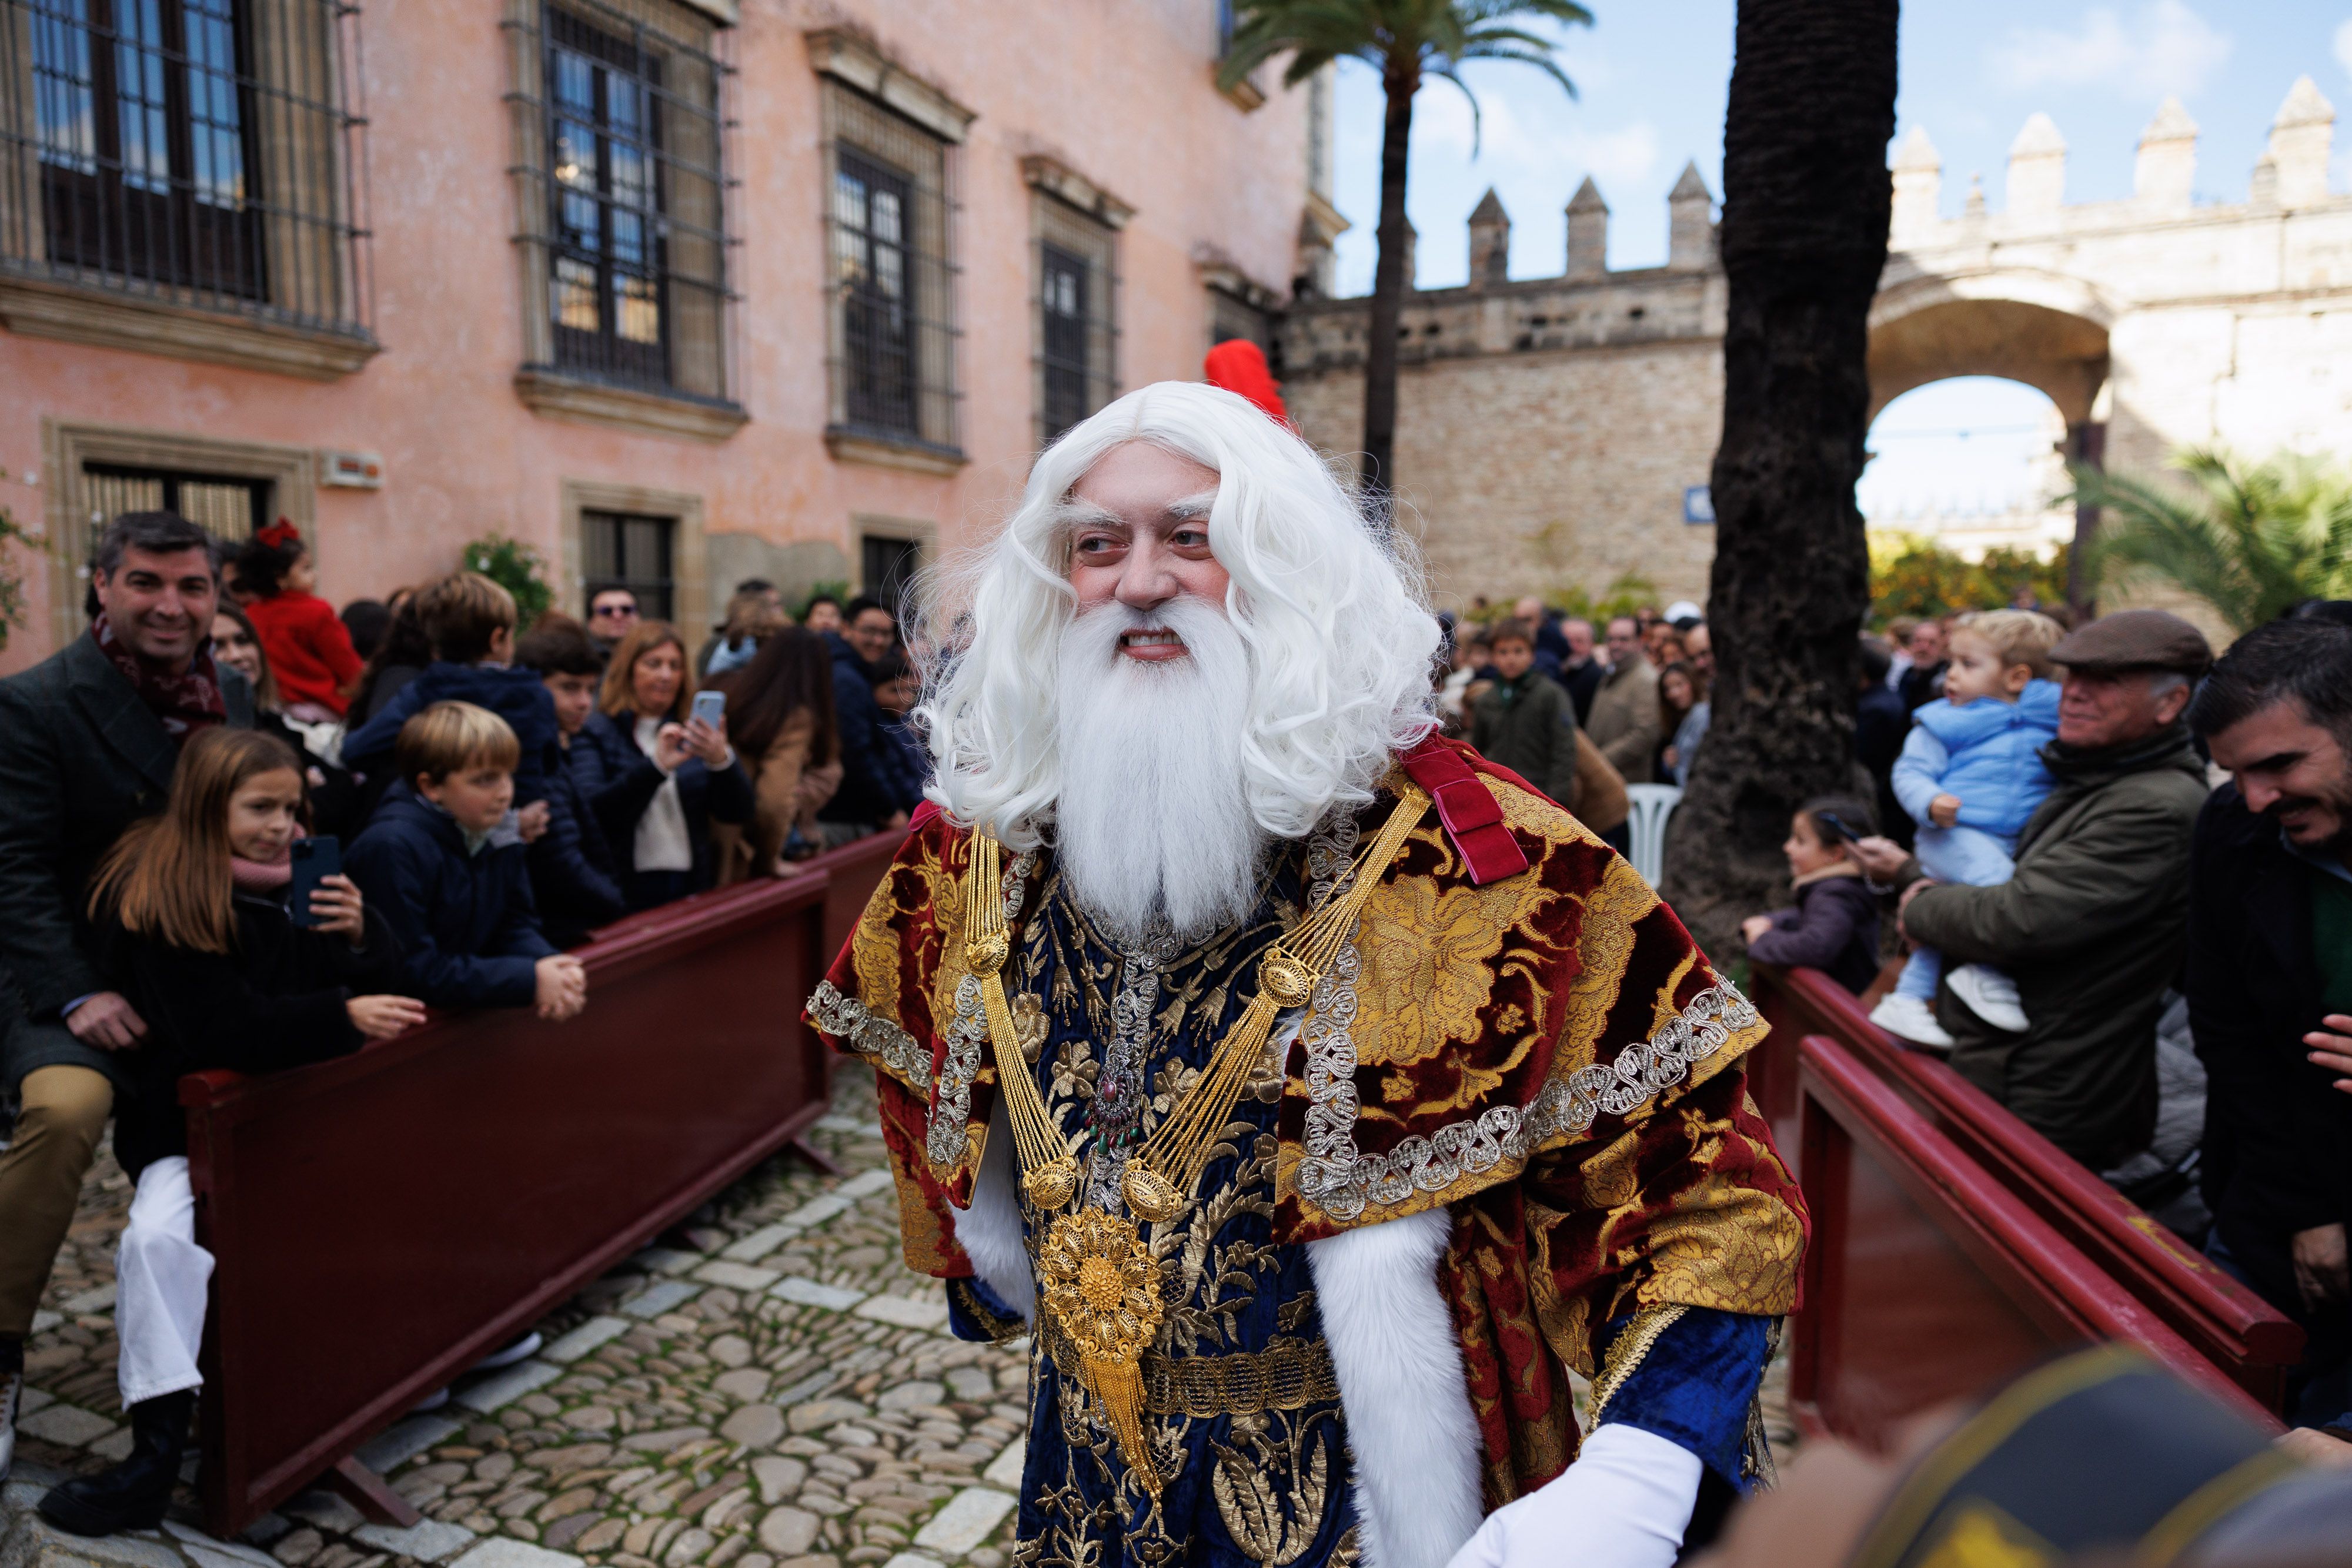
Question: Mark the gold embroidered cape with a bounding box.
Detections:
[804,737,1808,1505]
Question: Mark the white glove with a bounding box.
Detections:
[1444,1423,1702,1568]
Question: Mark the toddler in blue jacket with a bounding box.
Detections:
[1871,610,2064,1049]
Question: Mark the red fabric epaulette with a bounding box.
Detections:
[1398,734,1531,885]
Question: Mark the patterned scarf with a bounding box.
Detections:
[91,612,226,742]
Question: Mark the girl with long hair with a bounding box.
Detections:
[572,620,751,909]
[38,730,420,1537]
[352,586,433,722]
[210,604,366,838]
[703,625,840,881]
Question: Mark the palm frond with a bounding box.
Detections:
[2070,448,2352,631]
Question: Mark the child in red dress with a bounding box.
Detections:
[236,522,363,721]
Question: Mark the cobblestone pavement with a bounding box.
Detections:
[4,1065,1796,1568]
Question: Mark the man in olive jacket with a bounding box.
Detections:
[1899,611,2213,1171]
[1585,614,1661,784]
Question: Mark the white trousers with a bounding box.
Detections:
[116,1157,213,1406]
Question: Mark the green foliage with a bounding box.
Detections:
[1868,536,2069,626]
[2069,448,2352,633]
[1221,0,1593,119]
[0,493,40,652]
[463,534,554,624]
[1544,571,1657,624]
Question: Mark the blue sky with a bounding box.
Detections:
[1321,2,2348,519]
[1329,1,2350,289]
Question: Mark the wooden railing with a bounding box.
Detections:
[1752,964,2301,1436]
[182,833,903,1538]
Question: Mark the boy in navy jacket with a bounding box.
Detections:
[348,702,587,1018]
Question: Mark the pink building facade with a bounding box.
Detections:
[0,0,1341,671]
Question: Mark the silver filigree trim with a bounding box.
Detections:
[1292,813,1761,1221]
[925,850,1036,1165]
[808,978,930,1089]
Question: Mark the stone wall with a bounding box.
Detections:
[1282,78,2352,614]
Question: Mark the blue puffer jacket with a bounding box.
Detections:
[346,785,557,1009]
[1892,679,2063,839]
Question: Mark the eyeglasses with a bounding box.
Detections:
[591,602,639,621]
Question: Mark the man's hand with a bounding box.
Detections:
[347,994,429,1041]
[1740,914,1775,945]
[1847,835,1911,883]
[515,800,551,842]
[1928,793,1962,828]
[2306,1013,2352,1094]
[66,991,147,1051]
[534,954,589,1022]
[2291,1222,2348,1311]
[1895,877,1936,943]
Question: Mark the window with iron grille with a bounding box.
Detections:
[860,533,919,618]
[0,0,370,333]
[506,0,731,405]
[79,460,267,567]
[582,507,673,623]
[1033,194,1115,446]
[821,79,957,454]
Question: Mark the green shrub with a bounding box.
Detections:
[464,534,554,624]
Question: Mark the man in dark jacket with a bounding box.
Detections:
[1899,617,1950,716]
[1856,640,1911,848]
[818,598,922,843]
[2184,618,2352,1419]
[1900,610,2213,1171]
[0,513,252,1456]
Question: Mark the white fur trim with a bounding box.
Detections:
[954,1097,1036,1322]
[1309,1206,1484,1568]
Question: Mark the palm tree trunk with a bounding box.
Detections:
[1362,54,1417,495]
[1660,0,1897,957]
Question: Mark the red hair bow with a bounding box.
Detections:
[256,520,302,551]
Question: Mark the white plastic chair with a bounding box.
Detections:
[1623,783,1683,886]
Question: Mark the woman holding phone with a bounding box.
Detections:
[573,620,753,911]
[39,728,420,1537]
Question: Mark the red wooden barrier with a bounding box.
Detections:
[1793,1033,2274,1443]
[181,833,903,1538]
[1755,964,2302,1419]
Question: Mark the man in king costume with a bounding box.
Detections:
[804,384,1806,1568]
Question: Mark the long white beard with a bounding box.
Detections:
[1053,597,1264,943]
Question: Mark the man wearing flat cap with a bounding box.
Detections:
[1897,609,2214,1169]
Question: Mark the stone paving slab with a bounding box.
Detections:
[1,1074,1031,1568]
[0,1062,1804,1568]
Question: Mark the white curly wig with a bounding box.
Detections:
[911,380,1441,850]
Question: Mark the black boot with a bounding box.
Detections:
[37,1389,194,1536]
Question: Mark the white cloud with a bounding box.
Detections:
[2336,17,2352,83]
[1412,85,1658,192]
[1984,0,2231,99]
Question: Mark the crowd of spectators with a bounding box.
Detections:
[0,513,927,1530]
[1437,595,1716,854]
[1742,591,2352,1433]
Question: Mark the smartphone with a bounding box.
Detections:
[691,690,727,730]
[288,835,341,929]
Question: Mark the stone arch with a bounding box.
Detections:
[1866,268,2116,425]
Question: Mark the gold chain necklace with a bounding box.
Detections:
[959,783,1429,1491]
